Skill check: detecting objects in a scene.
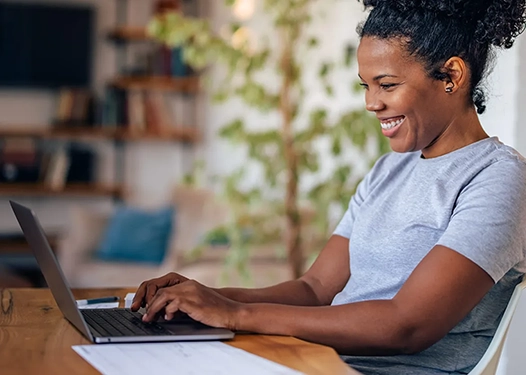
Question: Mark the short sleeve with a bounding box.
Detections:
[333,174,370,238]
[437,160,526,282]
[333,153,398,239]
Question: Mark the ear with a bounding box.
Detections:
[442,57,469,94]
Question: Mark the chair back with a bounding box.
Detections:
[468,276,526,375]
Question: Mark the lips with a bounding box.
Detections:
[379,116,405,137]
[380,116,405,130]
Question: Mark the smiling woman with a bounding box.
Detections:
[356,0,522,157]
[131,1,526,374]
[357,36,489,156]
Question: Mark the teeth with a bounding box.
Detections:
[381,117,404,130]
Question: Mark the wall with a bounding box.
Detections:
[480,46,520,147]
[203,1,526,189]
[0,0,192,235]
[495,34,526,375]
[515,35,526,155]
[0,0,525,235]
[203,0,372,192]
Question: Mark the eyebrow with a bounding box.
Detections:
[358,74,399,81]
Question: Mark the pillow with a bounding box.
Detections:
[96,206,175,264]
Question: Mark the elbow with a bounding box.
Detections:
[384,300,447,355]
[392,323,443,355]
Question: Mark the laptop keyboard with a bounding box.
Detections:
[81,309,173,337]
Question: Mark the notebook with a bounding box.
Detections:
[10,200,235,343]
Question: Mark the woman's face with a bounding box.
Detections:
[357,36,456,156]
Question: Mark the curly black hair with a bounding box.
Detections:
[357,0,526,114]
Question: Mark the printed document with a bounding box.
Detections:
[76,301,119,309]
[73,341,303,375]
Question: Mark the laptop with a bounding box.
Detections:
[10,200,235,344]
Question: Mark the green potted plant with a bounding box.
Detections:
[149,0,389,281]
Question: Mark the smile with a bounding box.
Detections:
[380,116,405,130]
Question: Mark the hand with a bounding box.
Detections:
[142,279,243,331]
[131,272,189,311]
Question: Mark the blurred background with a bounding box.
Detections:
[0,0,524,289]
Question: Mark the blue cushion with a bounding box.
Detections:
[96,206,174,264]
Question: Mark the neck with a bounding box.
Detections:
[421,106,488,159]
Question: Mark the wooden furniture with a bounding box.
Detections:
[0,234,58,255]
[110,75,200,93]
[0,1,202,201]
[0,268,32,288]
[0,126,199,143]
[0,182,123,199]
[0,288,358,375]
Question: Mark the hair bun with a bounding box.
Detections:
[360,0,526,48]
[476,1,526,48]
[390,0,477,19]
[362,0,481,18]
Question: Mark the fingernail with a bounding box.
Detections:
[165,314,169,320]
[146,304,149,309]
[142,314,147,321]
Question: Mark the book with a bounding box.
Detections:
[44,148,70,191]
[127,90,147,134]
[54,89,92,126]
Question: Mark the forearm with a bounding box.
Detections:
[235,300,418,356]
[214,235,350,306]
[213,278,322,306]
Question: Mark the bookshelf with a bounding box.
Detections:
[110,75,200,93]
[0,0,202,200]
[0,183,123,198]
[0,123,199,199]
[0,126,200,143]
[108,26,151,42]
[0,234,59,255]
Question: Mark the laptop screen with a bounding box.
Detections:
[10,201,93,342]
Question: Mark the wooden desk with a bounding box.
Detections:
[0,288,358,375]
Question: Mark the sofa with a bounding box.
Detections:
[57,185,292,289]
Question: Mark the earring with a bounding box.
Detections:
[445,85,453,93]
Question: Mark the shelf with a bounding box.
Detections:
[110,76,200,93]
[0,126,200,143]
[115,127,200,142]
[0,234,58,255]
[0,127,114,140]
[0,183,123,198]
[108,26,151,42]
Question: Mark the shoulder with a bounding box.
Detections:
[467,138,526,188]
[452,139,526,227]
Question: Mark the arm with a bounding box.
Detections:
[133,151,369,311]
[235,245,494,355]
[143,244,493,355]
[132,234,350,309]
[215,156,375,306]
[214,234,351,306]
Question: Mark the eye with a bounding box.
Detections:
[380,83,397,90]
[359,82,369,90]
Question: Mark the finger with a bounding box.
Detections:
[132,273,174,310]
[144,273,181,305]
[166,273,189,286]
[164,299,183,321]
[144,283,160,307]
[131,281,148,311]
[143,289,172,322]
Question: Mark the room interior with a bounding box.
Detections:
[0,0,525,293]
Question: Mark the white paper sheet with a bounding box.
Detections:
[124,292,135,308]
[76,302,119,309]
[73,342,304,375]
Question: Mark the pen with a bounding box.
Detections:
[76,296,120,306]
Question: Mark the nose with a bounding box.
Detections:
[365,92,386,112]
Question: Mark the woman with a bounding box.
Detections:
[132,1,526,373]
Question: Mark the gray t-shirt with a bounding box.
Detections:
[332,137,526,374]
